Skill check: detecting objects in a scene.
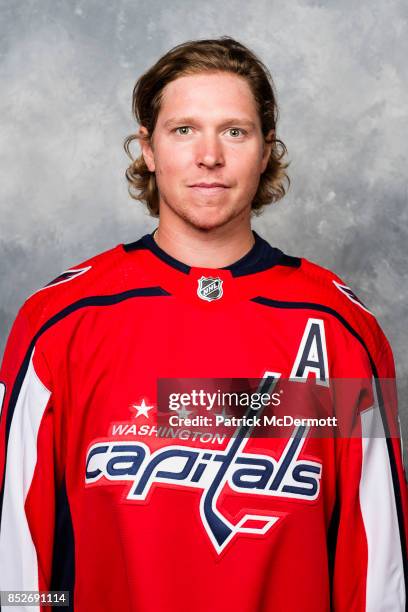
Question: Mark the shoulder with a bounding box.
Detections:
[292,256,390,362]
[18,243,129,334]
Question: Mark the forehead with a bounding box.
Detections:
[157,71,259,122]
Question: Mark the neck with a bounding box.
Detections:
[154,210,254,269]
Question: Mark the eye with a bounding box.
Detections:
[174,126,192,135]
[227,128,246,138]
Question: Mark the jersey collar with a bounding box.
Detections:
[123,229,299,277]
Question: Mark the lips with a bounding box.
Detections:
[190,183,229,188]
[191,183,228,197]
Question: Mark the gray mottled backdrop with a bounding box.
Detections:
[1,1,407,460]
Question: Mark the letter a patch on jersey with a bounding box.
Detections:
[290,319,329,386]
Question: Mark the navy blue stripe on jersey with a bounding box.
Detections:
[50,476,75,612]
[123,230,301,276]
[0,287,171,527]
[251,295,408,591]
[45,270,85,287]
[124,233,190,273]
[327,495,340,607]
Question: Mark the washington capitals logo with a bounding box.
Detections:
[197,276,223,302]
[85,374,322,553]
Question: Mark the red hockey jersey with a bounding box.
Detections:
[0,230,407,611]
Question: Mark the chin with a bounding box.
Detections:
[162,194,248,232]
[181,207,239,232]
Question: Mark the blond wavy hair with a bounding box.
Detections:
[124,37,290,217]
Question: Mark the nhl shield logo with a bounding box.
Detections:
[197,276,223,301]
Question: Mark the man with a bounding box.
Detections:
[0,37,407,612]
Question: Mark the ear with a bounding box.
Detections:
[139,126,155,172]
[260,130,274,173]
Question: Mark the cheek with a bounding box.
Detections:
[230,140,263,166]
[232,148,264,187]
[155,145,190,178]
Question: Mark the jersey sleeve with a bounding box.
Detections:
[0,305,58,602]
[330,333,408,610]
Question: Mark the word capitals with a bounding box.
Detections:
[85,424,321,553]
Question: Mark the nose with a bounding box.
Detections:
[195,133,225,169]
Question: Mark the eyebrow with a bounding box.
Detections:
[163,116,257,129]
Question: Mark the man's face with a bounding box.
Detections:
[140,71,272,231]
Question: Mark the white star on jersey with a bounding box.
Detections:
[131,399,154,419]
[177,405,193,419]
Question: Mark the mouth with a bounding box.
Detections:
[189,183,230,195]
